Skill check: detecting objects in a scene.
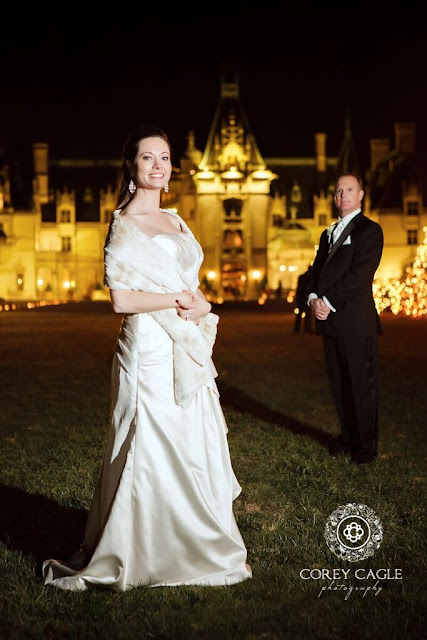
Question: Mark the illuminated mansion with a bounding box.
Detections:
[0,79,425,302]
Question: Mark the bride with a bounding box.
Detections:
[42,126,252,591]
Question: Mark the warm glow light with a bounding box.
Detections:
[240,274,247,282]
[70,280,76,287]
[63,281,71,289]
[252,270,261,280]
[279,265,286,272]
[37,278,44,286]
[197,169,215,179]
[189,170,195,175]
[373,227,427,316]
[288,265,298,272]
[207,271,216,280]
[221,167,244,180]
[251,169,273,180]
[17,278,23,285]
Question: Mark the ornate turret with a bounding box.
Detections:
[198,75,272,179]
[180,131,202,173]
[192,75,277,299]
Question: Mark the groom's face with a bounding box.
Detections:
[334,176,364,217]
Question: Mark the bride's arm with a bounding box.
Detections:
[110,289,194,314]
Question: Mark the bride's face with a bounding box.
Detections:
[133,137,172,191]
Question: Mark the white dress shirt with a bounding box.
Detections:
[308,208,361,313]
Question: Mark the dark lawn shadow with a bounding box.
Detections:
[218,381,335,449]
[0,484,87,576]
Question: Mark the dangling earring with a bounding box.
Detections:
[129,179,136,194]
[164,183,169,193]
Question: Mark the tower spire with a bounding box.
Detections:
[336,111,361,177]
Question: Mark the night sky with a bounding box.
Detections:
[2,3,426,174]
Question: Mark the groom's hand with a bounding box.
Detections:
[310,298,331,320]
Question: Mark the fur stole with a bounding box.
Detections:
[104,209,219,407]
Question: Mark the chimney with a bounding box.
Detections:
[315,133,327,172]
[370,139,390,170]
[394,122,416,154]
[33,142,49,204]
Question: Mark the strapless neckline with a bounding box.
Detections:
[152,231,186,239]
[114,209,186,241]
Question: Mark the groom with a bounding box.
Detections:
[308,173,383,464]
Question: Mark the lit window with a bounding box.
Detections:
[234,230,243,247]
[407,230,418,245]
[60,210,71,223]
[319,214,327,226]
[61,237,71,252]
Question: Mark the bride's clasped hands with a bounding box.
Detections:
[176,289,212,325]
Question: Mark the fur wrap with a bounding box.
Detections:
[104,209,219,408]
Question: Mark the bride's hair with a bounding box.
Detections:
[115,125,171,211]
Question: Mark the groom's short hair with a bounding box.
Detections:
[334,172,364,191]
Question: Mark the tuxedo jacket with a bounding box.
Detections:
[309,213,384,337]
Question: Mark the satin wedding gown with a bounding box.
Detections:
[43,226,252,591]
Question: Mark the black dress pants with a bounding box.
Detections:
[323,335,379,458]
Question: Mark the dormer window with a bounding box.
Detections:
[60,210,71,223]
[407,201,419,216]
[291,181,302,203]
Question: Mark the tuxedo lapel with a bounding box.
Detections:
[323,213,363,270]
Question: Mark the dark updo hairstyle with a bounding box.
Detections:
[115,125,171,210]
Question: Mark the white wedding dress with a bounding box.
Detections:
[43,228,252,591]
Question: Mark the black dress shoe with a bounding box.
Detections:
[329,439,350,457]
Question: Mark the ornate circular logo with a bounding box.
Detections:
[324,503,383,562]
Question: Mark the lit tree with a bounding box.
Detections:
[373,226,427,317]
[399,226,427,317]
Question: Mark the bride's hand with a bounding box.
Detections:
[175,291,195,309]
[177,290,211,324]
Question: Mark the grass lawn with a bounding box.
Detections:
[0,305,425,639]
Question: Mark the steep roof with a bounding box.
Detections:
[266,158,336,219]
[368,151,426,209]
[43,159,120,222]
[335,115,361,177]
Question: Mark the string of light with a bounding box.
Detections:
[373,226,427,317]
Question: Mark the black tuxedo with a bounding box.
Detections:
[309,212,384,460]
